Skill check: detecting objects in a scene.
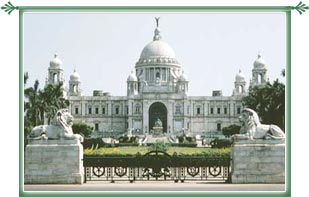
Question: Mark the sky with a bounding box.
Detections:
[23,12,286,96]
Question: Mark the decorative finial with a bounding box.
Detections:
[155,17,160,28]
[257,51,261,58]
[54,53,58,58]
[153,17,162,41]
[239,69,242,73]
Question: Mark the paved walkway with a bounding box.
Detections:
[24,182,285,192]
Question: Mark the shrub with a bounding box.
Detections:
[222,124,241,137]
[210,139,231,148]
[83,138,105,149]
[72,122,93,138]
[118,136,137,143]
[178,136,184,143]
[148,142,169,152]
[170,143,197,147]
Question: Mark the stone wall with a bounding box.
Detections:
[231,139,285,183]
[24,139,83,184]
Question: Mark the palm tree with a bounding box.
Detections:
[242,79,285,130]
[42,82,70,124]
[24,80,42,125]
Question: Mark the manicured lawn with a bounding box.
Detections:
[84,146,230,156]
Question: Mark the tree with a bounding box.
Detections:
[72,122,94,138]
[24,79,42,125]
[42,82,70,124]
[222,124,241,137]
[24,72,29,85]
[24,73,70,141]
[242,79,285,131]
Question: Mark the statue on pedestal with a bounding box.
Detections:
[152,118,163,135]
[154,118,162,127]
[28,109,83,142]
[232,108,285,141]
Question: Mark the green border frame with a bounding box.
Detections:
[18,5,292,197]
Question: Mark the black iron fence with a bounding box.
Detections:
[83,151,231,183]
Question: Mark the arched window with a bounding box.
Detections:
[237,85,243,93]
[217,123,221,131]
[53,73,58,83]
[135,104,141,114]
[73,85,77,93]
[115,105,120,115]
[258,73,263,83]
[156,72,160,79]
[175,104,181,114]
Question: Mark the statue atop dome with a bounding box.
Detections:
[155,17,160,27]
[153,17,162,41]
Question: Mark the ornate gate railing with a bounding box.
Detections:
[83,151,231,183]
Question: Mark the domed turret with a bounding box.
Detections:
[235,69,245,82]
[253,53,266,69]
[127,70,138,96]
[233,69,247,96]
[127,70,138,82]
[49,53,63,68]
[70,69,81,81]
[69,68,82,96]
[250,52,268,87]
[177,70,189,95]
[47,53,64,87]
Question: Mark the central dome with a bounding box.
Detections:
[135,19,180,67]
[140,40,176,59]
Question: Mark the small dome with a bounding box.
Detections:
[140,40,176,60]
[70,69,80,81]
[49,53,62,68]
[179,71,188,81]
[253,53,266,68]
[235,69,245,82]
[127,70,138,82]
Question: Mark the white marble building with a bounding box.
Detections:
[46,20,268,136]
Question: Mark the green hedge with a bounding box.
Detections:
[210,139,231,148]
[170,143,197,147]
[84,146,230,157]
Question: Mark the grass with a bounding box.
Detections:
[84,146,231,156]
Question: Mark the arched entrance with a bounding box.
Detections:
[149,102,167,133]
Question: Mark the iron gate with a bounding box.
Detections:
[83,150,231,183]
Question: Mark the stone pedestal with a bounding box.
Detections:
[152,126,163,135]
[231,139,285,183]
[24,139,83,184]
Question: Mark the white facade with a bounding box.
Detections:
[46,20,268,136]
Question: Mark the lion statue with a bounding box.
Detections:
[28,109,83,142]
[232,108,285,141]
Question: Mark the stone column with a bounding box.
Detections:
[231,139,285,183]
[167,100,174,134]
[143,101,149,133]
[24,139,84,184]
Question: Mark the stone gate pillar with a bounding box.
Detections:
[24,139,84,184]
[231,139,285,183]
